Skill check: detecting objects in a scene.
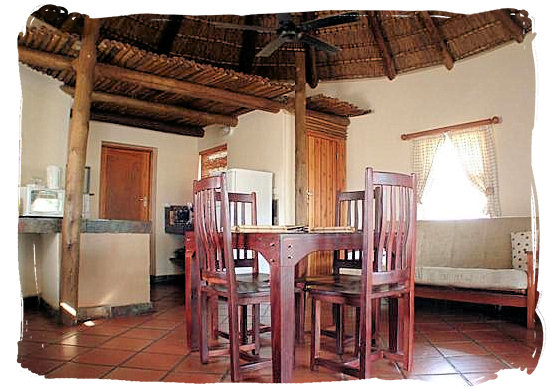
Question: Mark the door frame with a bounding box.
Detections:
[99,141,157,275]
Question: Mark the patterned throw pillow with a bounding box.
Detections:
[511,231,533,270]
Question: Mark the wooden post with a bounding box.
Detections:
[294,50,307,226]
[295,50,308,278]
[59,17,100,324]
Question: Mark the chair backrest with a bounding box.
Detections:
[334,190,365,275]
[215,191,259,272]
[193,174,236,291]
[363,167,417,288]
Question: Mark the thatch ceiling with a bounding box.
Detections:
[28,7,532,82]
[18,6,531,137]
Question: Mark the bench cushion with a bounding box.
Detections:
[415,266,527,291]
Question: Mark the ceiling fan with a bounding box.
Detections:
[209,12,360,57]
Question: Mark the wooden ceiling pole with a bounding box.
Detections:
[419,11,454,70]
[18,46,285,114]
[60,86,238,127]
[237,14,259,74]
[59,16,100,325]
[294,50,308,227]
[367,11,397,80]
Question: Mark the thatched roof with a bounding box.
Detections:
[98,9,531,82]
[17,6,531,136]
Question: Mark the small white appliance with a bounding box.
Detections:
[226,168,273,274]
[20,186,65,217]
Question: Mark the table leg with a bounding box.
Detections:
[185,247,200,351]
[270,262,295,383]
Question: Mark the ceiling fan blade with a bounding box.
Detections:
[256,36,286,57]
[300,34,340,54]
[301,11,360,31]
[208,20,275,33]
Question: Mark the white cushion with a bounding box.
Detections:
[415,266,527,291]
[511,231,533,270]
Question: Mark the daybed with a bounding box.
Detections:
[414,217,538,328]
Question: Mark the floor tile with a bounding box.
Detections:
[103,367,167,381]
[121,328,169,340]
[45,362,114,379]
[163,372,224,383]
[59,333,111,348]
[408,374,470,385]
[142,339,190,355]
[406,357,457,375]
[462,372,499,385]
[447,355,508,373]
[100,336,154,352]
[28,344,91,361]
[174,354,229,374]
[434,341,490,357]
[424,331,470,343]
[73,348,137,366]
[122,351,182,371]
[19,358,65,375]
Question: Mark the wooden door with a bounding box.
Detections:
[306,120,346,276]
[99,144,152,221]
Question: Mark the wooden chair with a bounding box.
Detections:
[310,168,417,378]
[211,191,270,351]
[194,174,271,381]
[295,191,364,348]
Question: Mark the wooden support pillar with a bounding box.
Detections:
[294,50,308,278]
[59,17,100,324]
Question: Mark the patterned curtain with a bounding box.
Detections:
[412,134,444,202]
[447,124,501,217]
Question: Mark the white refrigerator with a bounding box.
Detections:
[226,168,273,274]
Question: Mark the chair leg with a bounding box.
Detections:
[354,306,360,357]
[199,292,210,364]
[402,292,414,372]
[240,305,248,345]
[310,298,321,371]
[252,303,261,354]
[359,298,373,379]
[388,297,398,353]
[335,304,344,355]
[209,295,219,342]
[228,300,242,382]
[295,290,306,344]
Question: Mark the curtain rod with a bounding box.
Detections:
[401,116,501,141]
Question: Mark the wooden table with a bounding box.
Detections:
[184,230,363,383]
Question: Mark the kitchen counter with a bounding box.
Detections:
[18,217,152,234]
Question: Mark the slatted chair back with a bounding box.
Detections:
[193,174,236,291]
[215,191,259,272]
[366,168,417,287]
[333,190,364,275]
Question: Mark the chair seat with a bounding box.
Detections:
[204,278,271,301]
[296,274,362,289]
[236,272,270,283]
[309,280,409,302]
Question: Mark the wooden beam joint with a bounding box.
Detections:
[419,11,454,70]
[367,11,397,80]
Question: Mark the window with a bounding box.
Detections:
[199,144,227,178]
[418,136,488,220]
[412,123,501,220]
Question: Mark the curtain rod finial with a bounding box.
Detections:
[491,116,501,124]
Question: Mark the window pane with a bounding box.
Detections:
[418,138,488,220]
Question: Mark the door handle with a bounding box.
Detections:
[138,196,148,208]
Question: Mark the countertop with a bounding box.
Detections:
[18,217,152,234]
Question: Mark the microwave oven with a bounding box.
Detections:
[20,186,65,217]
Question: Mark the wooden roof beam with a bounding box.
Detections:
[367,11,397,80]
[419,11,454,70]
[18,46,285,113]
[90,109,205,137]
[61,85,238,127]
[493,9,524,43]
[237,14,259,74]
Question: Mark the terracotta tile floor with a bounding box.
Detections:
[17,281,543,384]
